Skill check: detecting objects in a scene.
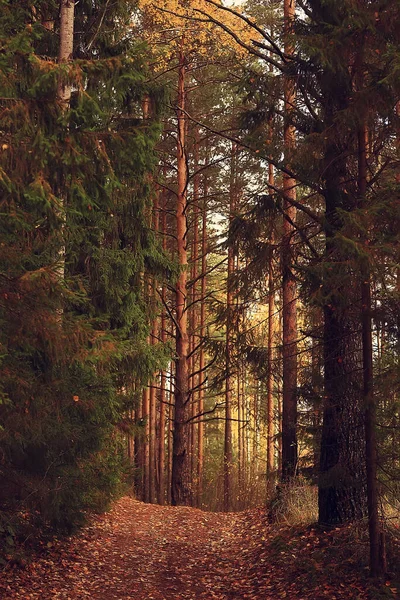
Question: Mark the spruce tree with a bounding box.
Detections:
[0,0,166,540]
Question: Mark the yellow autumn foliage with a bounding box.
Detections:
[137,0,258,65]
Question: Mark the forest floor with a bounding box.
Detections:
[0,496,398,600]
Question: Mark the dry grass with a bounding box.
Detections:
[268,477,318,525]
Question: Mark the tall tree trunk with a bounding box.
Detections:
[237,363,243,507]
[197,169,208,508]
[282,0,298,482]
[171,48,192,506]
[149,376,157,504]
[358,122,384,577]
[224,142,237,512]
[167,360,174,506]
[318,110,367,527]
[189,130,200,505]
[149,191,161,504]
[56,0,75,284]
[267,162,276,494]
[236,266,244,508]
[158,193,168,506]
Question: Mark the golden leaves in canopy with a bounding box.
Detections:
[137,0,257,65]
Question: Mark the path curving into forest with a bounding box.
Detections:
[1,496,373,599]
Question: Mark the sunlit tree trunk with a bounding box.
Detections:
[56,0,75,284]
[127,407,135,466]
[58,0,75,106]
[171,47,192,506]
[224,142,237,512]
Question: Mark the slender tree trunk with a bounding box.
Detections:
[171,48,192,506]
[282,0,298,482]
[311,307,322,476]
[253,384,259,470]
[142,386,150,502]
[149,366,157,503]
[189,130,200,505]
[358,122,384,577]
[127,407,135,465]
[167,361,174,505]
[197,169,208,508]
[277,307,283,475]
[135,400,144,499]
[236,268,243,507]
[237,365,243,507]
[150,192,161,503]
[267,162,276,494]
[224,142,237,512]
[158,193,168,506]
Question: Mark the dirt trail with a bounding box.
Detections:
[1,496,373,600]
[2,497,242,600]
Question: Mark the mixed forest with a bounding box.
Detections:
[1,0,400,595]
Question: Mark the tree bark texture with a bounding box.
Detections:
[171,50,192,506]
[282,0,298,482]
[57,0,75,105]
[318,84,367,526]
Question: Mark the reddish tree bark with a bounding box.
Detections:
[224,142,237,512]
[171,48,192,506]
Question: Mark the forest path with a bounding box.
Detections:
[2,496,373,600]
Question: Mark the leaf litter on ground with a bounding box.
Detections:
[0,497,397,599]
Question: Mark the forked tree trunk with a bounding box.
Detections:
[171,48,192,506]
[282,0,298,482]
